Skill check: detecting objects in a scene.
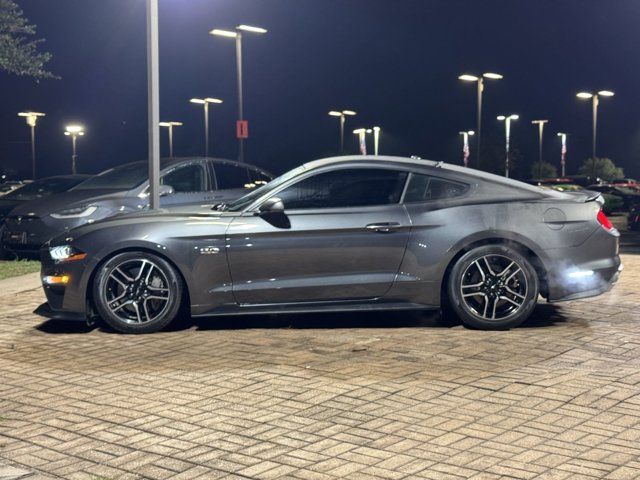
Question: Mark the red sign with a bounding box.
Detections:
[236,120,249,139]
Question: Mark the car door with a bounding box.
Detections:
[159,161,210,207]
[226,166,412,304]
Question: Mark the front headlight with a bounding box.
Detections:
[49,245,86,262]
[51,205,98,219]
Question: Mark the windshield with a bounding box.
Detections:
[73,162,148,190]
[3,177,83,200]
[225,165,306,211]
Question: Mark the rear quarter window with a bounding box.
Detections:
[403,173,469,202]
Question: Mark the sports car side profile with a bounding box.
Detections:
[37,156,622,333]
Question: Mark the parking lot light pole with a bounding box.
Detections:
[17,111,45,180]
[328,110,357,153]
[190,98,223,157]
[373,126,381,156]
[159,122,182,159]
[146,0,160,210]
[458,130,475,167]
[531,119,549,165]
[497,114,519,178]
[64,125,85,174]
[210,25,267,163]
[458,72,503,170]
[576,90,614,163]
[353,128,368,155]
[557,132,568,177]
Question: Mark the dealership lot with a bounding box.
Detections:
[0,251,639,479]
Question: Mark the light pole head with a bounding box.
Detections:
[483,72,503,80]
[598,90,614,97]
[159,122,182,127]
[532,119,548,125]
[205,98,223,104]
[458,74,479,82]
[328,111,343,117]
[372,126,380,132]
[342,110,357,116]
[468,130,475,135]
[18,111,45,127]
[236,24,267,34]
[577,92,594,99]
[65,125,85,135]
[209,29,237,38]
[497,115,506,121]
[190,98,206,104]
[353,128,366,134]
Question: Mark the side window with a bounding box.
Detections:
[248,169,272,186]
[277,168,408,210]
[403,173,469,202]
[161,164,206,192]
[215,164,251,190]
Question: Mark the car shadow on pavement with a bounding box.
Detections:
[34,302,568,334]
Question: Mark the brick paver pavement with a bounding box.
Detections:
[0,252,639,479]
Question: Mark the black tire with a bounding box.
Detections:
[446,245,539,330]
[93,251,183,334]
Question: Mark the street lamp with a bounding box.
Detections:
[372,126,381,156]
[353,128,371,155]
[531,119,549,165]
[17,111,45,179]
[328,109,357,153]
[210,24,267,163]
[557,132,568,177]
[159,122,182,159]
[458,130,475,167]
[64,125,85,174]
[458,72,503,169]
[497,114,519,178]
[190,97,223,157]
[576,90,614,165]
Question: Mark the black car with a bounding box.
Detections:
[2,157,272,257]
[0,175,89,224]
[586,184,640,211]
[37,155,621,334]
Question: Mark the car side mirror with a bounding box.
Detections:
[159,184,174,197]
[257,197,289,228]
[259,197,284,214]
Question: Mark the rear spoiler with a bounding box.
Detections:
[561,189,604,205]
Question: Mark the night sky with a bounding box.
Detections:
[1,0,640,180]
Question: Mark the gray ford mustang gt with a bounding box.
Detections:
[37,156,622,334]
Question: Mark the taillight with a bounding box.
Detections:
[597,210,614,231]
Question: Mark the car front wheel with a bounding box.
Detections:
[93,252,183,333]
[447,245,539,330]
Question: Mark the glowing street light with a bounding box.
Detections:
[17,111,45,179]
[159,122,182,159]
[458,72,503,169]
[458,130,475,167]
[328,109,357,153]
[557,132,568,177]
[497,114,519,178]
[576,90,614,162]
[64,125,85,174]
[372,126,381,156]
[531,119,549,165]
[353,128,371,155]
[210,24,267,163]
[190,97,223,157]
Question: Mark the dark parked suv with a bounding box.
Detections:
[2,157,272,256]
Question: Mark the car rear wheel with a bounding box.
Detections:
[446,245,539,330]
[93,252,183,334]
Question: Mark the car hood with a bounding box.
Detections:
[8,188,130,217]
[0,198,24,218]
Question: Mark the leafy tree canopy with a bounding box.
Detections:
[578,157,624,181]
[531,161,558,179]
[0,0,55,78]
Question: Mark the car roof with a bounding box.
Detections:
[300,155,554,197]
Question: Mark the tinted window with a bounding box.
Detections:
[161,164,206,192]
[215,164,251,189]
[277,169,408,210]
[404,174,469,202]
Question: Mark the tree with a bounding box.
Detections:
[0,0,54,78]
[578,157,624,181]
[530,161,557,179]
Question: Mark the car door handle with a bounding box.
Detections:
[365,222,401,233]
